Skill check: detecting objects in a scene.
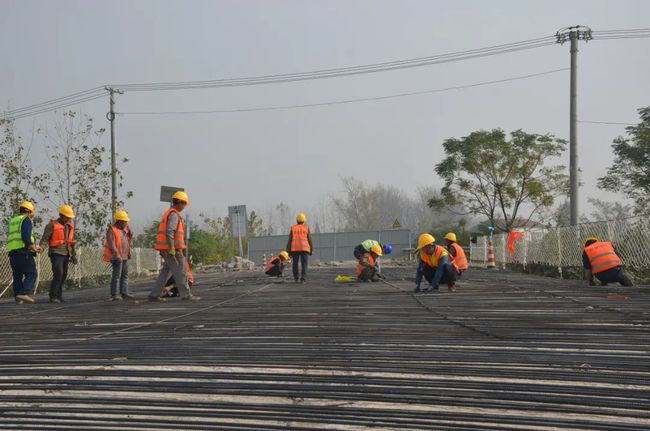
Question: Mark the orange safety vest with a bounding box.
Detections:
[420,245,448,269]
[265,256,281,273]
[356,253,376,277]
[154,208,186,250]
[49,220,76,247]
[102,225,124,262]
[449,242,468,271]
[290,224,310,252]
[585,241,622,274]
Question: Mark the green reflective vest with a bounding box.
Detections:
[361,239,380,251]
[7,215,34,252]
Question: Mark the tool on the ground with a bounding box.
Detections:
[335,275,356,283]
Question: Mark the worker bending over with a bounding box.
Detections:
[265,251,289,277]
[356,244,383,282]
[353,239,392,260]
[414,233,457,293]
[582,236,633,287]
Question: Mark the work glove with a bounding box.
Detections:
[169,249,176,257]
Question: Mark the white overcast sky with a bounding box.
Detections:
[1,0,648,228]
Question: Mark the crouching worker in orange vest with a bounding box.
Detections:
[163,259,194,297]
[414,233,457,293]
[583,236,633,287]
[286,213,313,283]
[444,232,468,278]
[103,210,134,301]
[40,204,77,303]
[148,191,200,301]
[356,244,384,282]
[265,251,289,277]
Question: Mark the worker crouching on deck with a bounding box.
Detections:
[582,236,633,287]
[444,232,468,278]
[414,233,457,293]
[356,244,384,282]
[265,251,289,277]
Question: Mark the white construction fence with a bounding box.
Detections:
[470,215,650,281]
[0,247,160,298]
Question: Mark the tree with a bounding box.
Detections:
[430,129,569,232]
[132,219,159,248]
[0,118,50,234]
[586,198,633,222]
[247,210,266,237]
[598,106,650,214]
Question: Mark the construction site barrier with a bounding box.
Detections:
[0,247,161,298]
[469,215,650,281]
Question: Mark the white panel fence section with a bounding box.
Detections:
[469,215,650,280]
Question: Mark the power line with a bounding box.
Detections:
[118,68,569,115]
[8,93,108,120]
[578,120,636,126]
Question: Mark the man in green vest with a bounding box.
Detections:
[7,201,42,304]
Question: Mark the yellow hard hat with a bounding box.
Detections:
[416,233,435,250]
[172,190,189,204]
[444,232,457,242]
[279,251,289,260]
[19,201,34,213]
[59,204,75,219]
[584,236,599,247]
[370,244,383,256]
[113,209,130,222]
[296,213,306,223]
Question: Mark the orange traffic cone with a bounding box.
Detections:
[487,240,496,269]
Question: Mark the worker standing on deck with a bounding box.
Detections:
[582,236,633,287]
[40,205,77,303]
[265,251,289,277]
[444,232,468,278]
[414,233,457,293]
[353,239,392,260]
[148,191,200,301]
[7,201,42,304]
[286,213,313,283]
[356,244,383,282]
[103,210,134,301]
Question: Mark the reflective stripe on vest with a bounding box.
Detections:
[585,241,622,274]
[7,215,34,252]
[290,224,310,252]
[49,220,75,247]
[420,245,448,269]
[103,225,123,262]
[356,252,376,277]
[361,239,379,252]
[154,208,186,250]
[450,242,469,270]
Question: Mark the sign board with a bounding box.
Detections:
[228,205,248,238]
[160,185,184,203]
[392,219,401,229]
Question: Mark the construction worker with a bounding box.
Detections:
[353,240,392,260]
[40,204,77,303]
[7,201,42,304]
[444,232,468,278]
[583,236,633,287]
[356,244,384,282]
[414,233,457,293]
[103,210,134,300]
[286,213,313,283]
[148,191,200,301]
[265,251,289,277]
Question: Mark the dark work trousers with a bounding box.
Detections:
[110,259,129,296]
[595,267,633,286]
[49,254,70,300]
[265,265,282,277]
[422,263,458,286]
[9,251,37,296]
[291,251,309,281]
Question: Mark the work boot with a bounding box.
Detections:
[182,295,201,301]
[121,293,135,299]
[110,294,122,301]
[448,283,457,292]
[300,277,306,283]
[425,286,439,293]
[414,287,421,293]
[148,295,167,302]
[15,294,34,304]
[50,298,62,304]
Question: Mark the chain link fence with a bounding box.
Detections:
[0,247,161,298]
[470,215,650,282]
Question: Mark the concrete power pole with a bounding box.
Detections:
[556,26,592,225]
[105,87,124,213]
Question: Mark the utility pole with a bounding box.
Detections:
[556,26,592,225]
[105,86,124,213]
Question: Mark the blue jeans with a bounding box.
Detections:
[9,251,37,296]
[110,259,129,295]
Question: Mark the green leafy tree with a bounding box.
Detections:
[598,107,650,214]
[0,118,50,234]
[430,129,569,232]
[133,219,159,248]
[247,210,267,237]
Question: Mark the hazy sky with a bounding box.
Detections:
[1,0,648,229]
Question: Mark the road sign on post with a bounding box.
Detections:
[392,219,401,229]
[160,185,184,203]
[228,205,248,258]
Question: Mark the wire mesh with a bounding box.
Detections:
[469,215,650,279]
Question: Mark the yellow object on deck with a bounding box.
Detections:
[335,275,356,283]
